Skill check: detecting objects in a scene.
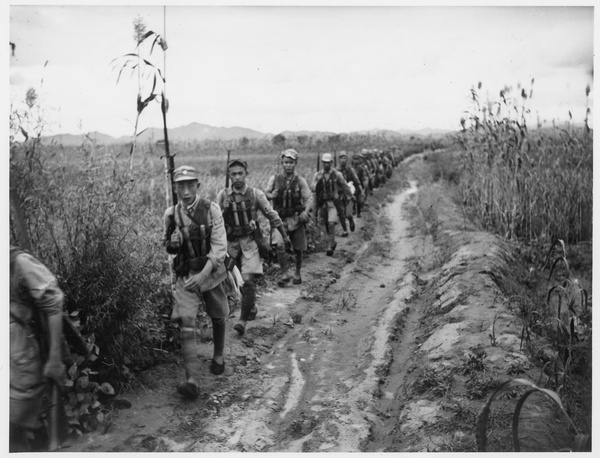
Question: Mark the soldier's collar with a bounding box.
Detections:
[230,184,249,195]
[182,195,199,213]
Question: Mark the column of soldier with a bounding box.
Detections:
[9,148,397,452]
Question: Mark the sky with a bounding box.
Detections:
[7,3,595,138]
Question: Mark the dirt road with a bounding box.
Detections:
[64,153,586,453]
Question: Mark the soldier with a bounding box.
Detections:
[163,165,230,400]
[311,153,353,256]
[352,152,371,211]
[10,246,67,451]
[337,151,363,230]
[217,159,290,336]
[265,149,313,285]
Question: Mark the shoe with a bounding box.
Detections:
[326,243,337,256]
[234,323,245,336]
[248,306,258,321]
[349,220,355,232]
[210,359,225,375]
[177,381,199,400]
[277,274,291,286]
[341,232,349,238]
[292,272,302,284]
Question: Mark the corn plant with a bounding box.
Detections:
[111,15,168,171]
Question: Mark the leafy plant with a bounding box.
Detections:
[476,378,590,452]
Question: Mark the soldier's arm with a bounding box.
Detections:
[256,188,289,242]
[18,254,65,384]
[299,177,314,215]
[264,175,276,200]
[350,168,364,193]
[310,172,320,212]
[205,202,228,273]
[256,188,283,229]
[335,171,353,199]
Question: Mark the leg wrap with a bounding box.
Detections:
[180,327,197,379]
[240,281,256,321]
[211,317,226,357]
[276,246,288,272]
[294,250,302,273]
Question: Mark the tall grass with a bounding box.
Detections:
[456,81,592,244]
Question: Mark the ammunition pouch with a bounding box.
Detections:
[253,225,271,259]
[224,255,236,272]
[173,252,208,278]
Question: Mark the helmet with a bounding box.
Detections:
[321,153,333,162]
[281,149,298,161]
[173,165,199,182]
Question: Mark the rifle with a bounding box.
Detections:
[225,149,231,189]
[316,149,320,173]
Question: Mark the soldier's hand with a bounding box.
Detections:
[170,231,182,249]
[298,211,310,224]
[183,271,207,293]
[43,358,66,386]
[284,236,292,251]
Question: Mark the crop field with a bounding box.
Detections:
[9,83,592,450]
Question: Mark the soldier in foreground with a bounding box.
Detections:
[265,149,313,285]
[311,153,353,256]
[163,166,230,400]
[217,159,290,336]
[10,246,67,451]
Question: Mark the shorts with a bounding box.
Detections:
[172,279,229,322]
[272,223,307,252]
[341,199,355,217]
[227,236,263,275]
[319,200,339,224]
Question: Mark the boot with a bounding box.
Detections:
[276,249,290,286]
[339,214,348,236]
[348,216,355,232]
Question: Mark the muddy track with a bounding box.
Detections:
[65,166,421,453]
[64,152,584,453]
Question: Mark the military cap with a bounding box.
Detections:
[228,159,248,170]
[321,153,333,162]
[338,151,348,157]
[282,149,298,161]
[173,165,199,182]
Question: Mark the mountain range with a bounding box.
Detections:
[41,122,451,147]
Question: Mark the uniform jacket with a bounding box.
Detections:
[163,197,228,291]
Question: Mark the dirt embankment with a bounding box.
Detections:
[64,152,588,453]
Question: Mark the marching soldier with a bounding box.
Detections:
[352,152,371,211]
[163,165,231,400]
[265,149,313,285]
[337,151,363,230]
[217,159,290,336]
[311,153,353,256]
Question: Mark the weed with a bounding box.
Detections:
[335,291,357,312]
[411,365,454,398]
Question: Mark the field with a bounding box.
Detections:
[9,86,592,451]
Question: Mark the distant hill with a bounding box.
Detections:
[41,122,452,146]
[115,123,268,144]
